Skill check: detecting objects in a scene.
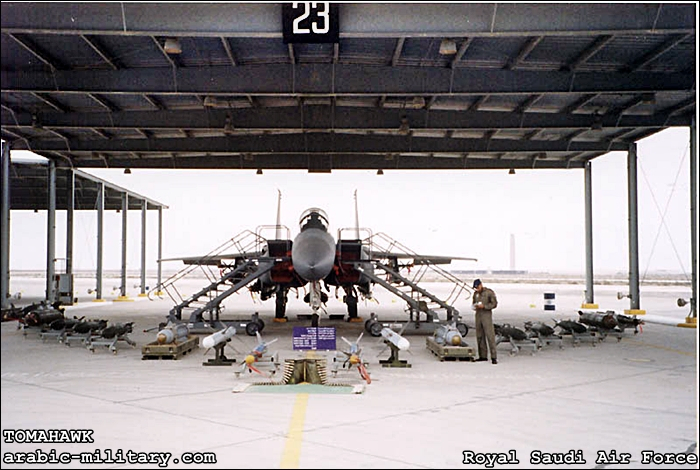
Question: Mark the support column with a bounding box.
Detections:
[64,169,74,304]
[94,182,105,301]
[115,193,133,301]
[690,117,697,321]
[0,142,10,309]
[626,143,644,315]
[156,206,164,296]
[139,201,147,297]
[582,161,597,308]
[46,159,56,302]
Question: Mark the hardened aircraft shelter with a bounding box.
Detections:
[0,3,697,318]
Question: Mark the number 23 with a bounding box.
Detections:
[292,2,330,34]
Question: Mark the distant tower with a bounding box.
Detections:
[510,234,515,270]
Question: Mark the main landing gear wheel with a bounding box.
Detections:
[368,321,383,337]
[456,322,469,337]
[245,319,265,336]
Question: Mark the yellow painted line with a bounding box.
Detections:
[627,339,696,357]
[281,350,321,468]
[280,393,309,468]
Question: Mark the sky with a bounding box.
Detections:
[5,126,695,277]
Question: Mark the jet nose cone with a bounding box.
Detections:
[292,229,336,281]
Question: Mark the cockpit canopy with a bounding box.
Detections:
[299,208,329,231]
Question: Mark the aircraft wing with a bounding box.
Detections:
[159,251,264,266]
[372,252,477,265]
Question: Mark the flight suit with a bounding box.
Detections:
[472,287,498,361]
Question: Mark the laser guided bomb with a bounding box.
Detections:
[494,323,528,341]
[99,322,135,339]
[156,323,190,345]
[614,312,644,333]
[578,311,618,330]
[202,326,236,350]
[433,323,465,346]
[553,319,588,334]
[523,321,556,338]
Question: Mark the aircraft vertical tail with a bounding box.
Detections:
[354,189,360,239]
[275,189,282,239]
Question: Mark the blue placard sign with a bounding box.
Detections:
[293,326,336,350]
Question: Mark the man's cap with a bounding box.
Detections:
[472,279,482,289]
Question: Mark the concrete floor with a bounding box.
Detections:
[1,278,697,469]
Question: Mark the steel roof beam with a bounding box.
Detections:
[36,153,588,170]
[391,37,406,66]
[151,36,179,68]
[562,35,614,71]
[451,38,473,69]
[504,36,543,70]
[2,3,694,37]
[220,37,237,66]
[91,128,111,139]
[16,133,630,153]
[143,94,165,110]
[4,107,689,131]
[513,94,542,113]
[4,66,690,95]
[623,33,692,72]
[6,33,64,70]
[561,94,600,114]
[80,34,119,70]
[88,93,119,112]
[30,92,69,113]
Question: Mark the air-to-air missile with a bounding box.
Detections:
[578,311,618,330]
[380,327,410,351]
[339,332,370,384]
[156,323,190,344]
[202,326,236,350]
[553,319,588,334]
[523,321,556,338]
[236,331,279,376]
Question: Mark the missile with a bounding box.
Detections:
[380,327,410,350]
[202,326,236,349]
[578,311,618,330]
[157,323,190,344]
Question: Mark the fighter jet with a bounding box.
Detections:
[162,191,474,328]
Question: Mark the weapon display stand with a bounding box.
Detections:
[425,337,476,361]
[497,336,540,356]
[87,333,136,354]
[379,342,411,368]
[204,342,237,366]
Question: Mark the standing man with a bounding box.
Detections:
[471,279,498,364]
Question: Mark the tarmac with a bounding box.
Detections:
[1,277,698,469]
